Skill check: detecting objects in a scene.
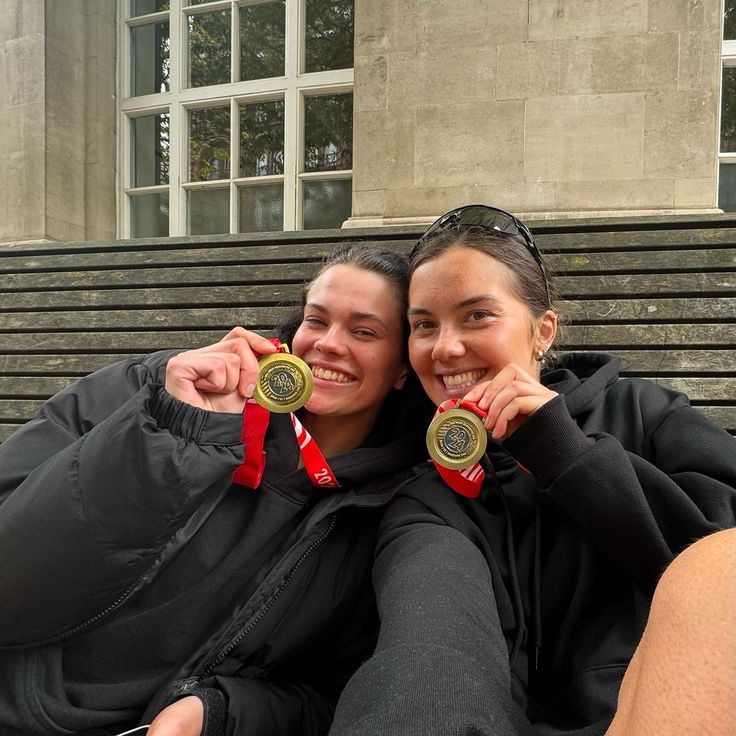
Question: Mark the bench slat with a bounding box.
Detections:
[0,322,736,350]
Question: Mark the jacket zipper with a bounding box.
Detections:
[196,512,338,679]
[1,580,142,650]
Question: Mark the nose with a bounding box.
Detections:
[431,325,465,362]
[314,325,348,356]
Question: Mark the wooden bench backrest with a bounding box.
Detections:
[1,221,734,441]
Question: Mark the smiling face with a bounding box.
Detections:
[408,246,556,407]
[291,264,407,436]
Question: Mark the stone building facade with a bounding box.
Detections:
[0,0,725,243]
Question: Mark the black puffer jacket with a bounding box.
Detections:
[330,353,736,736]
[0,350,431,736]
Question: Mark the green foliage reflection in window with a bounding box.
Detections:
[305,0,354,72]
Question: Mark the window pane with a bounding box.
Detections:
[131,0,169,16]
[719,163,736,211]
[130,192,169,237]
[304,94,353,172]
[190,107,231,181]
[305,0,354,73]
[131,21,170,95]
[721,67,736,152]
[302,178,351,229]
[188,10,231,88]
[239,100,284,177]
[726,1,736,39]
[133,114,170,187]
[240,2,285,81]
[188,188,230,234]
[239,184,284,231]
[187,0,216,4]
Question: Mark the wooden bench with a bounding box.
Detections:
[1,216,735,442]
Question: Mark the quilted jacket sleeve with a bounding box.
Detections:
[0,353,244,647]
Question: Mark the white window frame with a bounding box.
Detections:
[718,20,736,211]
[118,0,354,238]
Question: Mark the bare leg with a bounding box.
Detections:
[606,528,736,736]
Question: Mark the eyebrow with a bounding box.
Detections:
[407,294,503,316]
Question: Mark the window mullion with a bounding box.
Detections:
[282,0,302,230]
[169,0,184,236]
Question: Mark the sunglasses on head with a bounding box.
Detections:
[410,204,551,308]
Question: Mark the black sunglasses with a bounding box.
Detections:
[410,204,550,308]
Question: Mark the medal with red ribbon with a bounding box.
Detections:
[426,399,489,498]
[232,339,340,490]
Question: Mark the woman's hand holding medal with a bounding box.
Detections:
[165,327,279,412]
[462,363,558,440]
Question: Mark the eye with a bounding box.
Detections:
[353,327,378,338]
[302,315,326,327]
[410,318,436,332]
[467,310,492,323]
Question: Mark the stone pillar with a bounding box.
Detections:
[347,0,722,227]
[0,0,116,243]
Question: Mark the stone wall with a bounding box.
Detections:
[349,0,723,226]
[0,0,116,243]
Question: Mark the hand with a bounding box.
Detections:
[147,696,204,736]
[165,327,278,413]
[462,363,558,440]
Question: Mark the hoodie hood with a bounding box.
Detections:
[542,352,621,417]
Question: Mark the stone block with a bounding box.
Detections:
[529,0,648,40]
[414,99,525,188]
[643,90,719,179]
[351,188,386,218]
[559,33,679,95]
[353,107,415,191]
[355,0,417,56]
[0,0,44,44]
[648,0,721,33]
[0,108,21,155]
[3,35,45,106]
[388,45,495,109]
[674,177,718,208]
[386,52,421,110]
[554,178,676,210]
[417,0,528,50]
[461,181,558,213]
[85,162,116,240]
[525,93,644,182]
[496,41,561,100]
[354,55,387,112]
[382,185,468,218]
[678,28,721,92]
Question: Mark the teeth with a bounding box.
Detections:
[311,366,353,384]
[442,370,485,390]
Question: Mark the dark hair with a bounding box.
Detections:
[277,242,410,347]
[409,225,557,321]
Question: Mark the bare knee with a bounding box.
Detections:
[653,528,736,614]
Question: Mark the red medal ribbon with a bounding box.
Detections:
[233,339,340,489]
[290,412,340,488]
[430,399,487,498]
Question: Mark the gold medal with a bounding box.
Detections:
[253,345,313,413]
[426,406,487,470]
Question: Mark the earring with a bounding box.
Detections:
[536,346,547,362]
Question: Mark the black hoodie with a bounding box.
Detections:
[0,349,432,736]
[329,352,736,736]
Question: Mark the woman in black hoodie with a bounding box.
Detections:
[329,206,736,736]
[0,244,434,736]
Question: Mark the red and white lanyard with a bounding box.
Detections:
[232,344,340,489]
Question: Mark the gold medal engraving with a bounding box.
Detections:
[254,349,313,413]
[426,407,487,470]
